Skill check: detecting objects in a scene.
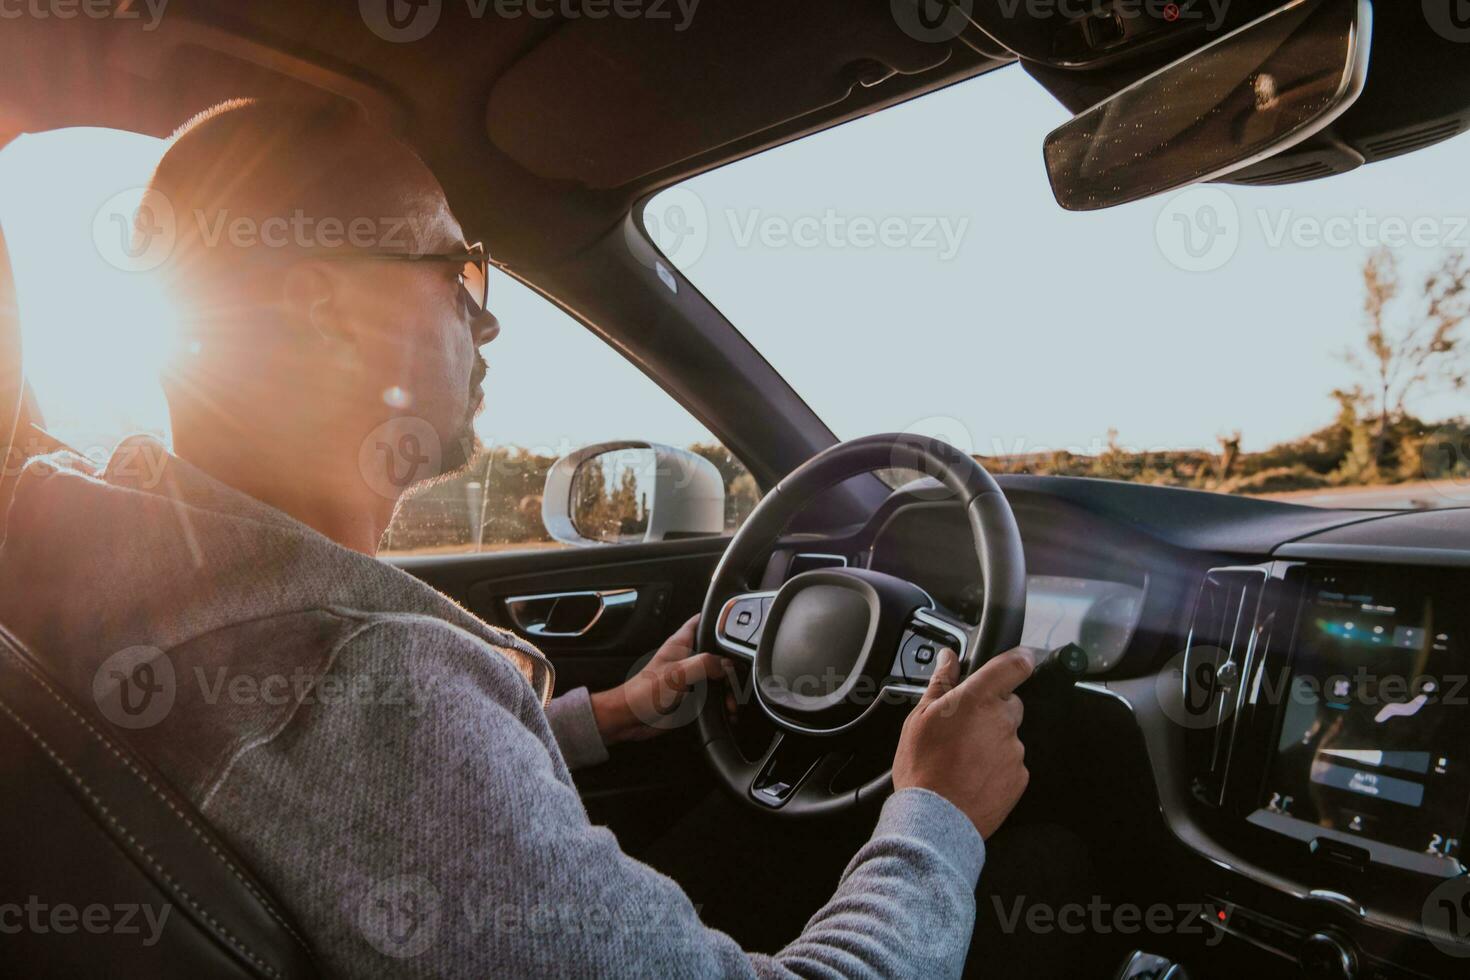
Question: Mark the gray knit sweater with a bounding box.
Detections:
[0,437,985,978]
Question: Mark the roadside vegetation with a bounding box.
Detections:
[982,248,1470,500]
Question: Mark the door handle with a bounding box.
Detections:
[504,589,639,638]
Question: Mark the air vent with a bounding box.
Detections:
[1360,120,1468,162]
[1223,144,1363,189]
[1182,566,1267,806]
[1231,161,1337,186]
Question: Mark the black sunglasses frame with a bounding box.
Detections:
[276,241,490,314]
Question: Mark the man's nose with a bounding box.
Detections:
[472,308,500,347]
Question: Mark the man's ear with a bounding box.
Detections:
[281,263,355,353]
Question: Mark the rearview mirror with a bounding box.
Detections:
[542,441,725,546]
[1044,0,1372,211]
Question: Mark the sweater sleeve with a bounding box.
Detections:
[543,686,610,770]
[205,618,984,980]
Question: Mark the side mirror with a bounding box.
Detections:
[1044,0,1372,211]
[542,441,726,546]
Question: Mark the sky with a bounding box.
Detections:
[651,65,1470,455]
[2,63,1467,460]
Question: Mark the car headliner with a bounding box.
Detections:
[0,2,1014,269]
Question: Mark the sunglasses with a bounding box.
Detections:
[276,242,490,315]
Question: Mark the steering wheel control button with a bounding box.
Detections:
[901,630,945,682]
[1055,642,1089,676]
[724,597,764,643]
[1022,642,1091,697]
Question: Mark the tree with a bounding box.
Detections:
[1347,248,1470,462]
[689,442,760,529]
[1216,430,1242,483]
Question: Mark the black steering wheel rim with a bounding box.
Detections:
[696,432,1027,817]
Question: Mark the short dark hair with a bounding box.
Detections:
[143,98,424,307]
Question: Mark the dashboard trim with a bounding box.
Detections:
[1274,541,1470,569]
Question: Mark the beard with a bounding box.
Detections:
[440,413,480,475]
[432,372,485,479]
[393,362,484,493]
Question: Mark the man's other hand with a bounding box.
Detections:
[589,614,731,746]
[892,647,1034,840]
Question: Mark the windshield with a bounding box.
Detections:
[646,66,1470,511]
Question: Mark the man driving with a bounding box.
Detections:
[0,98,1032,978]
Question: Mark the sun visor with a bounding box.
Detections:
[486,1,954,189]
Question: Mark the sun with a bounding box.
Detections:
[0,126,174,461]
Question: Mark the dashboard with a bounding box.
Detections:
[867,499,1146,674]
[827,478,1470,978]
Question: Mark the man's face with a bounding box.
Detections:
[327,190,499,486]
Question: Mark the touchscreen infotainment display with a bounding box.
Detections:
[1260,569,1470,870]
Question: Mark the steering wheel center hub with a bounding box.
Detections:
[754,569,927,730]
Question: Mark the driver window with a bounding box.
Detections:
[379,269,760,555]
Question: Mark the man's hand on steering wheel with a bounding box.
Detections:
[590,614,733,745]
[893,646,1034,839]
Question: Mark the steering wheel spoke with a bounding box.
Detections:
[891,605,974,687]
[748,732,857,814]
[713,590,777,661]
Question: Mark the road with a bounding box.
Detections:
[1259,480,1470,510]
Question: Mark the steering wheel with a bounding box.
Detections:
[696,433,1027,817]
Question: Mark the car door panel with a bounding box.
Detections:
[391,538,729,847]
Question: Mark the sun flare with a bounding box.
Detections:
[0,127,173,460]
